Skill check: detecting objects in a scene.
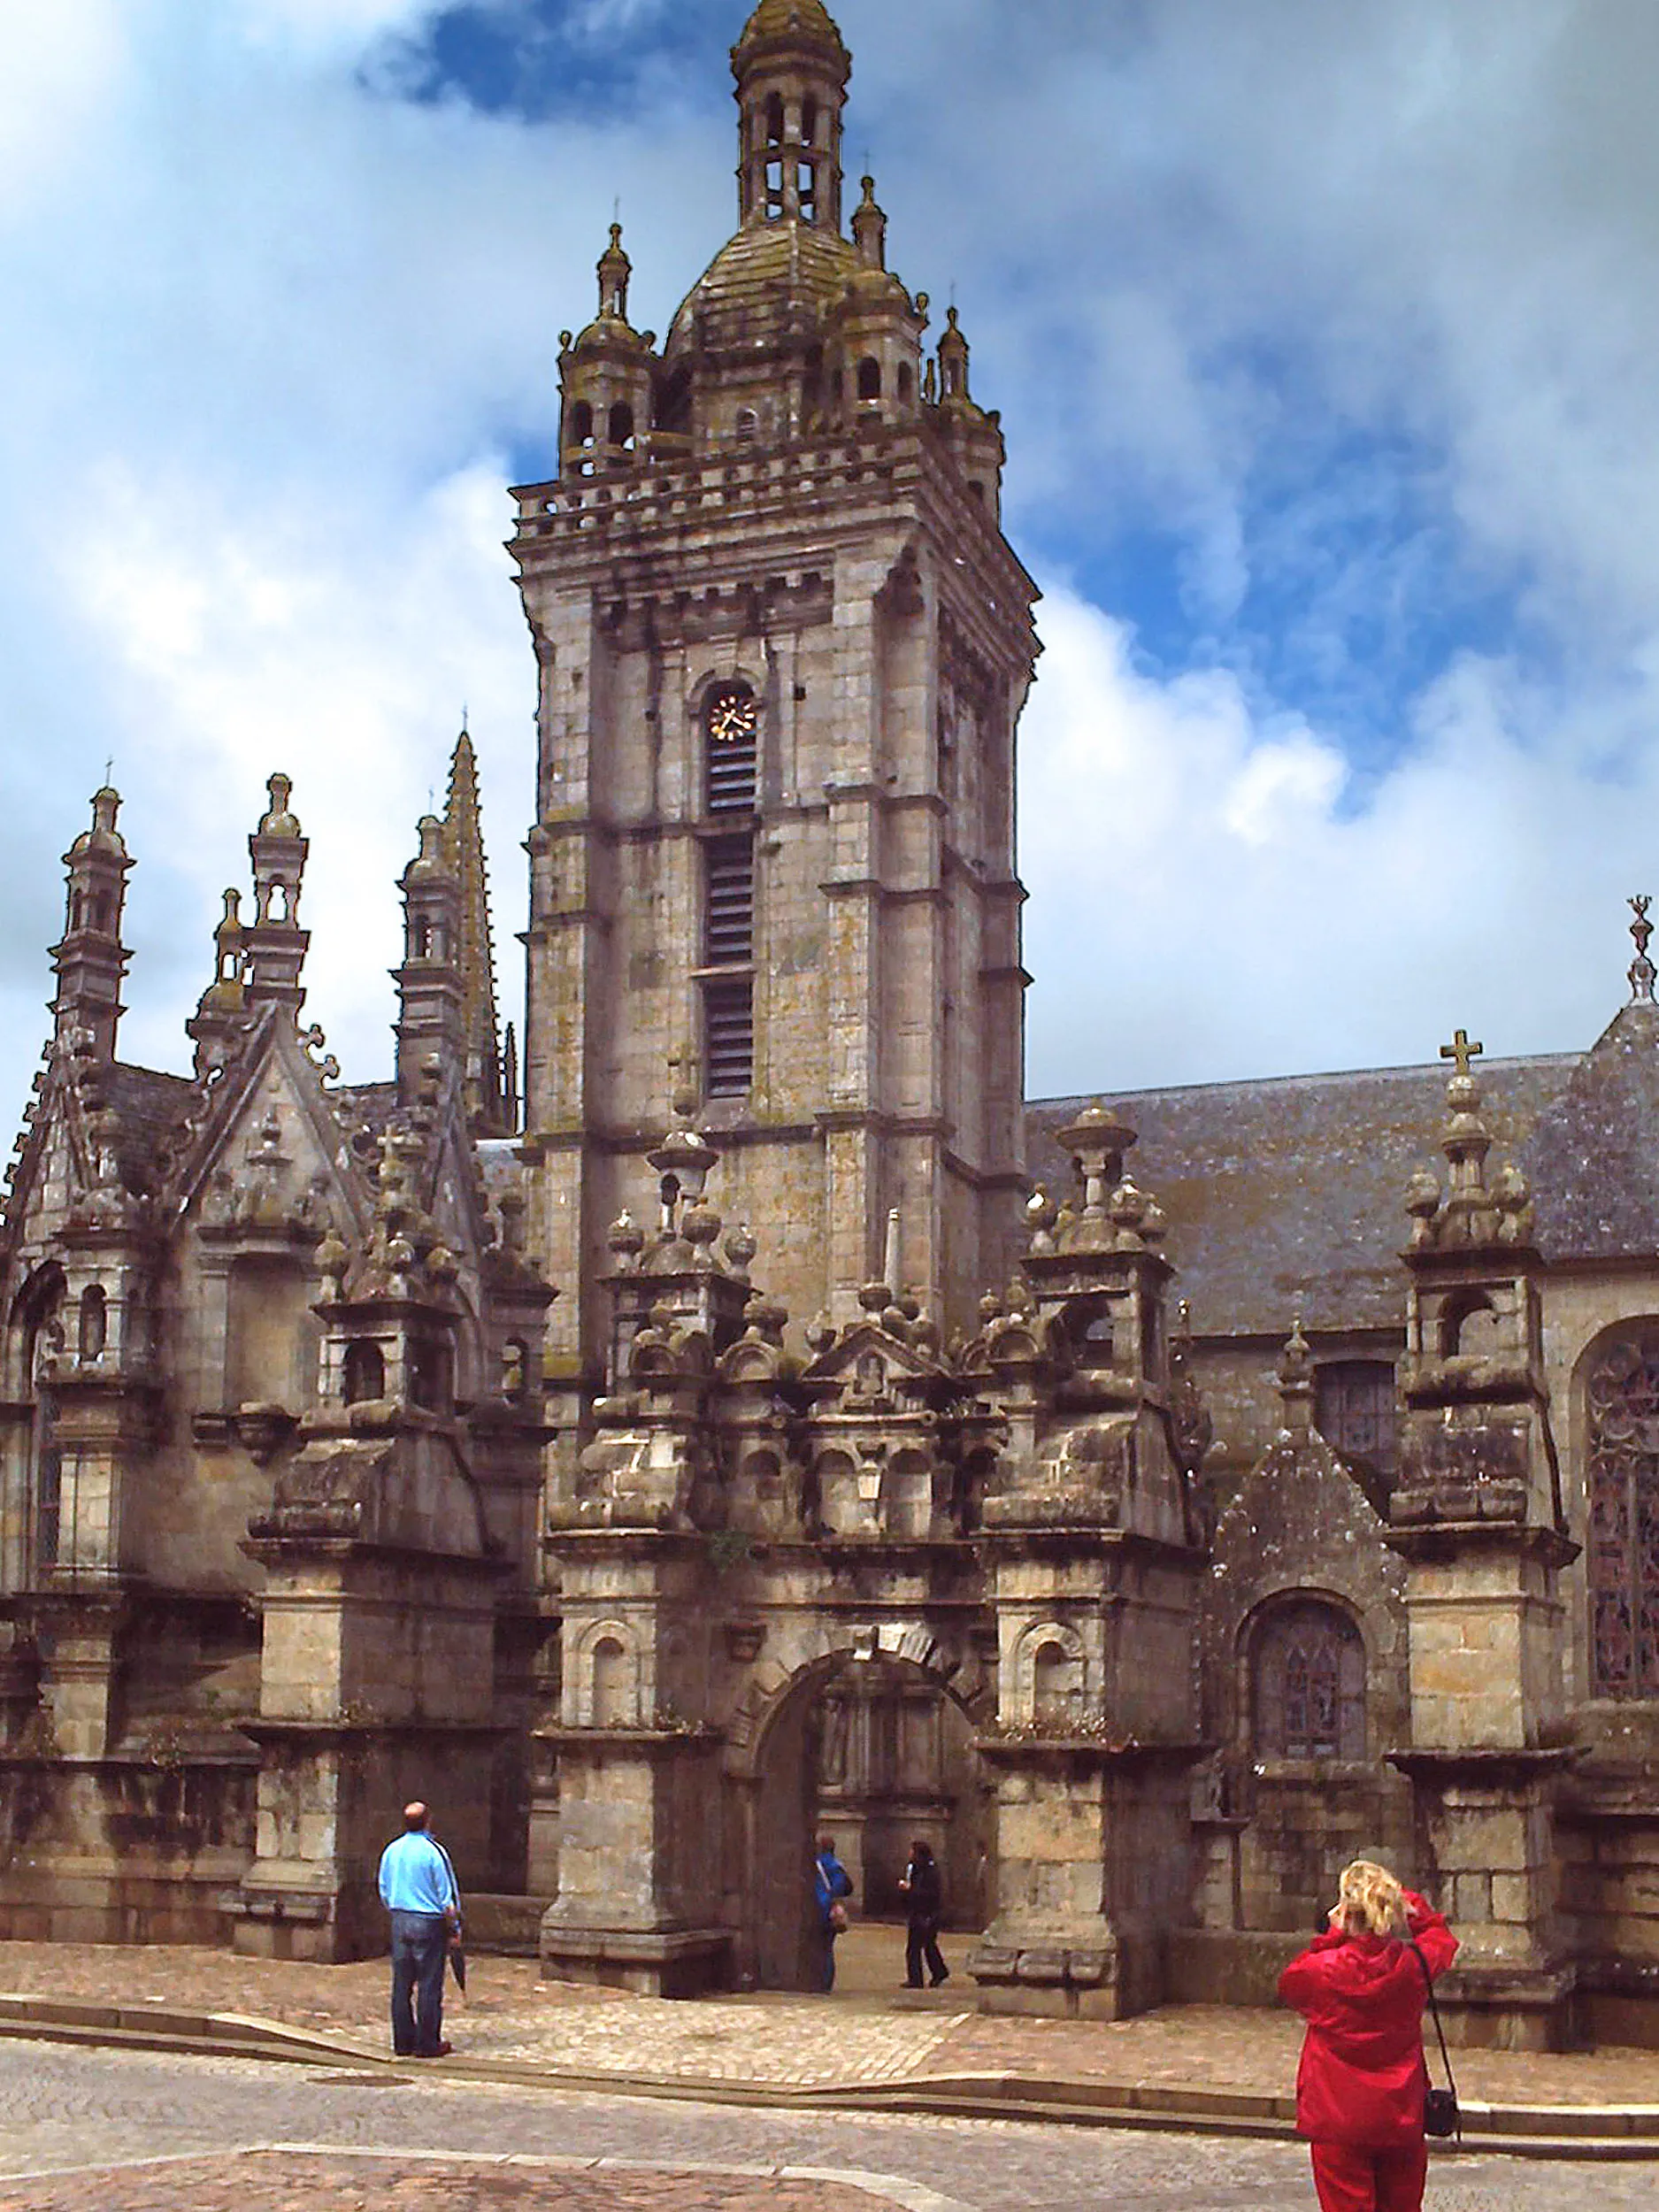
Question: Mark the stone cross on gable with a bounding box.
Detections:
[1440,1028,1484,1079]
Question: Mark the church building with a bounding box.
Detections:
[0,0,1655,2051]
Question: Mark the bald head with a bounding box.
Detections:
[403,1801,428,1832]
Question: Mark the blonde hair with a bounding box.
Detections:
[1333,1859,1408,1939]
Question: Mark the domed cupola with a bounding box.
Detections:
[557,224,657,480]
[826,176,927,431]
[733,0,850,232]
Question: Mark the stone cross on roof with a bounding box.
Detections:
[1440,1028,1483,1079]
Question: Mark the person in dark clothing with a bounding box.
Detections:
[899,1837,949,1989]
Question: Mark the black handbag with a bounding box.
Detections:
[1410,1941,1461,2142]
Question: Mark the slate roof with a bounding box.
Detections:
[1026,1053,1581,1339]
[331,1083,399,1142]
[104,1063,196,1189]
[1526,1002,1659,1260]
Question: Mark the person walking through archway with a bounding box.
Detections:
[812,1832,853,1992]
[899,1837,949,1989]
[1279,1859,1457,2212]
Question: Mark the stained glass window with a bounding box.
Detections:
[1586,1331,1659,1699]
[1252,1599,1365,1761]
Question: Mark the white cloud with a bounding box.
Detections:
[1023,587,1656,1095]
[0,1,126,202]
[5,0,1659,1145]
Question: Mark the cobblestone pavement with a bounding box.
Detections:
[0,2148,881,2212]
[1,1934,1655,2109]
[0,2041,1655,2212]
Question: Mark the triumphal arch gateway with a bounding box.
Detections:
[3,0,1658,2048]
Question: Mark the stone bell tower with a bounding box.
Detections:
[510,0,1040,1397]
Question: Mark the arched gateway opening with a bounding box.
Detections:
[739,1652,992,1990]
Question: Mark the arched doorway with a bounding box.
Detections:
[742,1652,991,1990]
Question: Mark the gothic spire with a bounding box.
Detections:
[442,726,509,1134]
[51,786,133,1060]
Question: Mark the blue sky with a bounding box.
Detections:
[4,0,1659,1135]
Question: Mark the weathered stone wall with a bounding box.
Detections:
[0,1757,255,1944]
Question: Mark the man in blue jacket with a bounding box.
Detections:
[377,1801,460,2057]
[812,1832,853,1993]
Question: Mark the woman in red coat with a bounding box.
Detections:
[1279,1860,1458,2212]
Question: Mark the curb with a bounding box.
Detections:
[0,1993,1655,2161]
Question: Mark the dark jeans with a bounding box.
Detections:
[389,1909,448,2055]
[905,1917,947,1987]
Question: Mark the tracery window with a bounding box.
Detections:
[1586,1330,1659,1698]
[1252,1599,1365,1762]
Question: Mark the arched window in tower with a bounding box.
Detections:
[798,161,817,222]
[897,362,913,403]
[342,1340,385,1407]
[764,91,785,145]
[704,683,758,812]
[1251,1598,1366,1761]
[77,1286,106,1363]
[567,400,595,475]
[857,357,882,403]
[802,96,819,146]
[1586,1327,1659,1698]
[608,401,635,450]
[701,682,759,1098]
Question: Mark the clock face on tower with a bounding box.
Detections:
[706,686,758,746]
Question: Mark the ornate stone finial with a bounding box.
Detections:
[938,304,971,402]
[1025,1185,1058,1256]
[1631,895,1655,1004]
[647,1123,719,1232]
[1404,1164,1441,1246]
[608,1210,644,1271]
[258,773,300,837]
[852,174,887,269]
[1053,1101,1136,1220]
[597,222,631,322]
[1277,1309,1314,1431]
[1440,1027,1483,1082]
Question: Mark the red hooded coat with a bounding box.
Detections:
[1278,1892,1458,2147]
